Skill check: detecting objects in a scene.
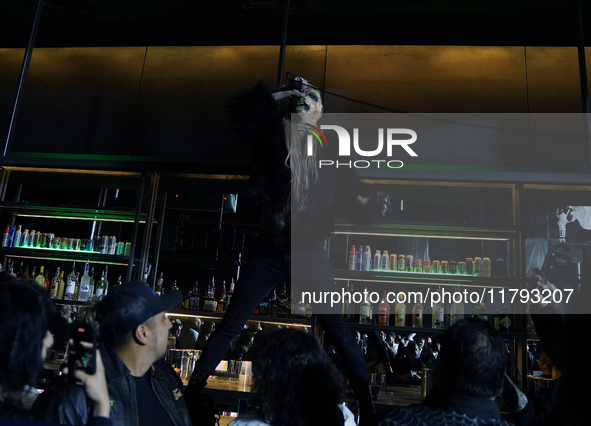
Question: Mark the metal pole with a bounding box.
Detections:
[576,0,591,171]
[150,191,168,289]
[128,175,146,281]
[138,173,160,282]
[275,0,291,87]
[3,0,45,157]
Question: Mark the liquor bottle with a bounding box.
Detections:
[115,275,123,288]
[373,250,381,271]
[381,251,390,270]
[450,299,465,327]
[342,283,352,321]
[305,302,313,319]
[412,301,424,328]
[348,245,357,270]
[357,246,363,271]
[20,229,29,247]
[95,270,107,302]
[155,272,164,296]
[13,225,22,248]
[49,267,61,299]
[216,280,227,313]
[1,224,10,247]
[44,270,50,292]
[64,262,77,300]
[27,230,36,247]
[73,272,81,300]
[394,294,406,327]
[432,301,444,329]
[7,259,15,276]
[363,246,372,271]
[78,263,91,302]
[16,261,24,277]
[471,302,488,321]
[170,279,181,308]
[57,271,66,299]
[294,299,307,319]
[103,266,110,296]
[278,282,289,318]
[89,267,95,302]
[359,287,372,324]
[347,283,356,322]
[31,266,38,284]
[8,225,16,248]
[269,290,279,317]
[227,278,235,308]
[253,295,272,317]
[203,278,218,312]
[493,307,501,330]
[22,264,30,280]
[378,290,390,326]
[188,282,200,310]
[499,306,512,332]
[182,287,191,309]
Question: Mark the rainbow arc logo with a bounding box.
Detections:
[304,124,328,148]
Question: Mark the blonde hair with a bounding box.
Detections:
[285,118,318,214]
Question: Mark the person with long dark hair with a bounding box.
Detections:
[231,328,356,426]
[0,272,110,423]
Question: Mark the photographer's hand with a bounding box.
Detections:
[73,348,110,418]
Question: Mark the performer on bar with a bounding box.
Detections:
[187,76,388,426]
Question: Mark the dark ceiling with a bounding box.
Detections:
[1,0,591,48]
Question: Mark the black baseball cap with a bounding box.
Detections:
[98,281,182,339]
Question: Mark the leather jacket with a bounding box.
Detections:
[32,342,191,426]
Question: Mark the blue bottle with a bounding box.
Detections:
[8,225,16,247]
[357,247,363,271]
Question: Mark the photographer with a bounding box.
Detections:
[0,272,110,424]
[33,281,189,426]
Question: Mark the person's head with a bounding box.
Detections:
[436,317,507,399]
[251,328,345,426]
[60,305,76,324]
[181,316,201,331]
[171,319,182,338]
[407,341,420,360]
[288,78,323,126]
[0,274,58,398]
[352,329,361,344]
[97,281,181,362]
[538,351,560,379]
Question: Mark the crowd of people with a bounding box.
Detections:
[0,265,582,426]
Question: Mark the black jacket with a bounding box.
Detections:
[32,342,191,426]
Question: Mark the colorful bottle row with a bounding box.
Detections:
[348,245,492,277]
[343,288,511,331]
[2,224,130,256]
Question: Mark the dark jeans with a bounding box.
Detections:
[191,238,370,391]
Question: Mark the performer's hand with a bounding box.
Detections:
[271,76,309,101]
